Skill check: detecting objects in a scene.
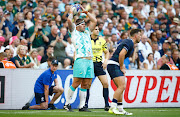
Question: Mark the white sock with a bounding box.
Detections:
[79,88,87,109]
[65,86,75,105]
[117,105,123,111]
[110,102,117,108]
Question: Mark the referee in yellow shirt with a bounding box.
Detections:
[83,26,110,111]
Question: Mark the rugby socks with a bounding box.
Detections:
[110,98,117,108]
[103,88,109,107]
[65,86,75,105]
[117,102,123,111]
[84,89,90,108]
[79,88,87,109]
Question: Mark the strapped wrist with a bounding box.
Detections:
[83,11,88,14]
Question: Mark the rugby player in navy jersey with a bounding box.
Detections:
[107,29,142,115]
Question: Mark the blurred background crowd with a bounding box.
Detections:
[0,0,179,70]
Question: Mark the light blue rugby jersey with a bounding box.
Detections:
[71,25,93,59]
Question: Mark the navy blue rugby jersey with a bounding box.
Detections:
[110,39,134,63]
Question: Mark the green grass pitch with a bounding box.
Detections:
[0,108,180,117]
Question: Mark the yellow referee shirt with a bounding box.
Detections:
[91,37,108,62]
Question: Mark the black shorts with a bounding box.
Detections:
[35,86,54,104]
[107,64,124,79]
[94,62,106,77]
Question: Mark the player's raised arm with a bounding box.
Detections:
[80,5,97,32]
[67,8,75,32]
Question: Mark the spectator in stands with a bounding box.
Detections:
[13,0,22,16]
[32,10,41,24]
[149,32,157,42]
[28,19,42,37]
[50,33,72,67]
[124,14,134,31]
[105,36,113,50]
[138,34,152,59]
[6,36,20,57]
[143,53,156,70]
[115,23,123,40]
[159,40,170,56]
[55,15,62,29]
[13,12,24,27]
[170,42,178,51]
[0,52,16,68]
[159,54,179,70]
[151,42,161,66]
[0,10,12,40]
[157,49,175,69]
[20,39,28,46]
[65,37,75,60]
[171,30,180,46]
[29,24,49,48]
[172,49,180,70]
[42,17,51,36]
[112,0,121,12]
[0,36,5,53]
[0,52,6,61]
[152,23,160,32]
[137,0,148,19]
[39,56,63,69]
[137,15,145,29]
[111,34,118,48]
[130,47,142,70]
[41,45,54,63]
[5,2,14,24]
[36,46,44,62]
[117,31,128,44]
[14,45,34,68]
[12,19,29,41]
[60,27,69,42]
[39,56,54,69]
[47,25,58,46]
[143,22,153,38]
[4,48,15,63]
[24,11,34,30]
[29,48,40,69]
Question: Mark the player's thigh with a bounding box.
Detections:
[81,78,92,89]
[73,58,88,78]
[113,76,126,89]
[98,75,108,87]
[53,86,64,93]
[107,64,124,79]
[71,77,83,88]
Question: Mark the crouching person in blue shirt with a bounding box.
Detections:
[22,59,64,110]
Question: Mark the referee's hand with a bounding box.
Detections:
[102,61,108,69]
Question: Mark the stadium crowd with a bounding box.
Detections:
[0,0,179,70]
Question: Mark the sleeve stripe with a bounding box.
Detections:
[124,46,128,52]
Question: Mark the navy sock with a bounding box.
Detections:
[84,89,90,108]
[117,102,123,105]
[112,98,117,103]
[103,88,109,107]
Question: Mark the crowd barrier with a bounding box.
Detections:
[0,69,179,109]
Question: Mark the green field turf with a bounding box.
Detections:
[0,108,179,117]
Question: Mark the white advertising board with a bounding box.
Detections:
[0,69,179,109]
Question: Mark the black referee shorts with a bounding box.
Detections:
[93,62,106,77]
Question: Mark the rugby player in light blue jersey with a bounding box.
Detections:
[63,5,97,112]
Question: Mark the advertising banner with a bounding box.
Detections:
[0,69,179,109]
